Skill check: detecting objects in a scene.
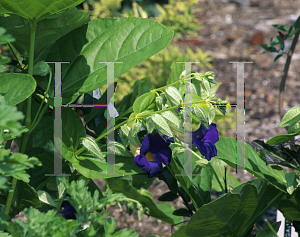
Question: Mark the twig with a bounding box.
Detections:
[279,31,299,120]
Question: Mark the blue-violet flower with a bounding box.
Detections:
[134,133,172,178]
[192,123,219,161]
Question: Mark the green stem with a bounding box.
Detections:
[151,76,195,92]
[208,162,226,194]
[115,106,133,123]
[31,70,52,130]
[183,145,226,194]
[7,43,23,71]
[75,120,127,156]
[4,19,37,216]
[3,178,17,215]
[265,219,279,237]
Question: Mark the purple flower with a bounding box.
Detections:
[192,123,219,161]
[58,195,77,220]
[134,133,172,178]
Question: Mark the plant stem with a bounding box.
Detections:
[4,19,37,216]
[208,162,226,194]
[184,146,226,194]
[265,219,279,237]
[115,106,133,123]
[3,178,17,215]
[279,31,299,120]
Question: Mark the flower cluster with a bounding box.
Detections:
[134,123,219,177]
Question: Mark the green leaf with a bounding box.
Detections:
[275,187,300,222]
[0,102,24,137]
[150,113,173,137]
[193,104,209,129]
[279,107,300,127]
[165,86,182,106]
[104,218,116,236]
[255,221,281,237]
[252,140,300,167]
[0,8,89,59]
[0,149,41,183]
[61,108,86,162]
[272,24,290,32]
[167,54,188,90]
[81,137,105,161]
[157,167,178,194]
[266,131,300,145]
[285,172,298,195]
[216,137,287,192]
[184,179,283,237]
[44,17,173,104]
[172,208,191,217]
[107,141,133,158]
[288,121,300,134]
[70,154,144,179]
[208,106,215,125]
[133,92,156,114]
[0,73,36,106]
[274,54,283,62]
[37,190,57,207]
[106,176,183,225]
[12,181,42,216]
[158,192,178,202]
[0,0,85,22]
[161,110,180,130]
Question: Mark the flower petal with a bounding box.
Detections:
[150,133,170,153]
[157,147,172,166]
[148,161,163,178]
[134,155,151,173]
[204,123,219,144]
[140,134,152,156]
[193,138,217,161]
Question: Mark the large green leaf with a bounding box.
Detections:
[0,73,36,106]
[44,17,174,104]
[106,175,183,225]
[0,0,84,22]
[215,137,287,192]
[175,179,283,237]
[0,8,89,58]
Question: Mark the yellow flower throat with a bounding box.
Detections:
[145,152,153,161]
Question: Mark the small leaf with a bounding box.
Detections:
[279,107,300,127]
[133,92,156,113]
[274,54,283,62]
[161,110,180,130]
[158,192,178,202]
[285,172,298,195]
[37,190,57,207]
[208,106,216,125]
[151,113,173,137]
[272,24,290,32]
[81,137,105,161]
[172,208,191,217]
[165,86,182,106]
[193,105,209,129]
